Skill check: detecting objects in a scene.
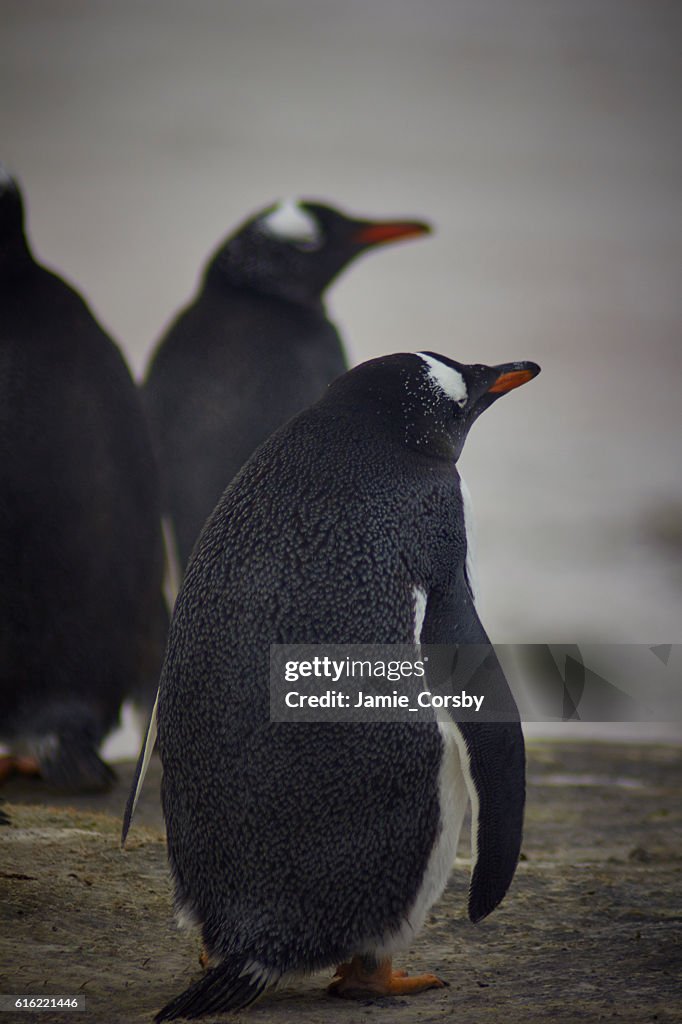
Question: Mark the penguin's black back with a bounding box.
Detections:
[144,281,346,567]
[0,245,165,789]
[158,401,461,969]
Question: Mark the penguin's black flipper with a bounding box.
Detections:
[421,587,525,924]
[457,718,525,922]
[155,956,271,1020]
[0,799,10,826]
[36,732,116,794]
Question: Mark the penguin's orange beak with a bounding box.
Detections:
[352,220,431,247]
[488,368,538,393]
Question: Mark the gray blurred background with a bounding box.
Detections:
[3,0,681,649]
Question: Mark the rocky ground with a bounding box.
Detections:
[1,741,681,1024]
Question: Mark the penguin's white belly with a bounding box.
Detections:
[363,720,469,959]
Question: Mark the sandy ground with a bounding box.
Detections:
[1,741,681,1024]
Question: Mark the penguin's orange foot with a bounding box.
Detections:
[0,754,40,784]
[0,757,15,785]
[15,755,41,777]
[328,956,446,999]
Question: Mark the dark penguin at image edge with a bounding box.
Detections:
[0,165,166,793]
[143,198,430,572]
[139,349,540,1019]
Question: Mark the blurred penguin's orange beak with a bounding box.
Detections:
[352,220,431,246]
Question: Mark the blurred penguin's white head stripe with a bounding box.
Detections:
[260,199,322,247]
[417,353,468,406]
[0,164,15,193]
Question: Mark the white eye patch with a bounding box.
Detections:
[417,353,468,407]
[259,199,322,249]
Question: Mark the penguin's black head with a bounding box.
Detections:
[205,198,430,304]
[0,165,29,266]
[324,352,541,461]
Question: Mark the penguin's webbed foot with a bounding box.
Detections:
[328,955,446,999]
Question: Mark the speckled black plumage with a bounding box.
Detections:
[155,351,539,1018]
[0,169,166,792]
[143,200,429,569]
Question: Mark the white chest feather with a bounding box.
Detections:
[459,475,478,605]
[358,587,472,958]
[407,718,470,930]
[361,717,469,959]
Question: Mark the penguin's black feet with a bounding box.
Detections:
[328,955,446,998]
[35,737,115,794]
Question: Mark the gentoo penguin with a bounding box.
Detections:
[0,167,166,792]
[143,198,430,570]
[146,350,539,1019]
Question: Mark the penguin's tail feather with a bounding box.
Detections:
[155,956,274,1020]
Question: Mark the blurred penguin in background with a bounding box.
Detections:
[0,166,166,792]
[143,198,430,571]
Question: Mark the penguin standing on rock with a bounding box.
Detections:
[0,167,166,792]
[145,349,539,1019]
[143,199,430,570]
